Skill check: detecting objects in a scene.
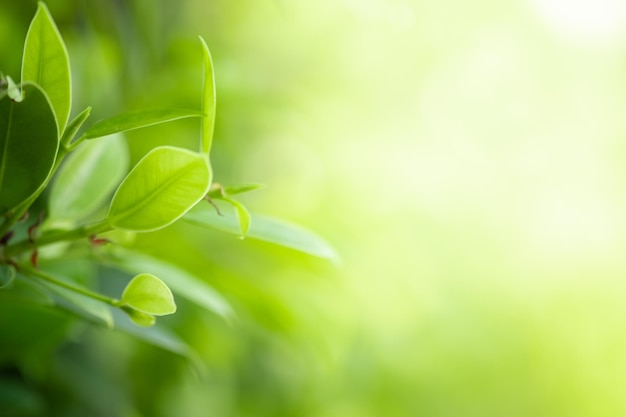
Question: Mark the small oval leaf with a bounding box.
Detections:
[83,108,204,139]
[0,83,58,215]
[121,273,176,316]
[21,2,72,132]
[48,134,128,223]
[221,197,251,237]
[107,146,211,231]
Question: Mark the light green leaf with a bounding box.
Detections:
[199,37,216,154]
[60,106,91,147]
[185,203,339,262]
[21,2,71,132]
[108,146,211,231]
[120,273,176,316]
[207,183,264,199]
[220,197,251,237]
[120,306,155,327]
[48,133,128,223]
[0,265,16,289]
[83,108,204,139]
[109,248,234,319]
[0,83,58,215]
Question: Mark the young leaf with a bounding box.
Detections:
[207,183,264,199]
[61,106,91,147]
[5,76,22,102]
[109,249,234,319]
[21,2,71,132]
[48,134,128,223]
[199,37,216,154]
[83,108,204,139]
[120,306,155,327]
[220,197,251,237]
[107,146,211,231]
[120,273,176,316]
[185,204,339,262]
[0,83,58,215]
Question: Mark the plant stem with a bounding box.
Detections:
[4,219,112,259]
[24,267,118,305]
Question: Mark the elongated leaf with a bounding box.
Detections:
[60,106,91,146]
[185,204,339,262]
[121,273,176,316]
[108,146,211,231]
[83,108,204,139]
[35,278,113,328]
[199,37,216,154]
[110,249,234,319]
[48,134,128,223]
[111,309,195,360]
[207,183,264,199]
[21,2,71,132]
[0,83,58,215]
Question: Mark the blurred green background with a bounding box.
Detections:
[4,0,626,415]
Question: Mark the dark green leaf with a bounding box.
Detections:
[0,83,58,215]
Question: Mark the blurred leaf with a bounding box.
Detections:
[0,265,16,289]
[110,249,234,319]
[220,196,251,237]
[0,83,58,215]
[21,2,71,132]
[34,275,114,328]
[185,204,339,261]
[48,133,128,223]
[199,36,216,154]
[83,108,203,139]
[111,308,194,359]
[120,273,177,316]
[107,146,211,231]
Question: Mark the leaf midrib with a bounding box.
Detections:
[111,161,204,224]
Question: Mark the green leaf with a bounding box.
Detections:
[0,265,16,289]
[34,277,113,328]
[107,146,211,232]
[120,306,155,327]
[120,273,176,316]
[48,133,128,223]
[185,203,339,262]
[109,249,234,319]
[220,197,251,237]
[21,2,71,132]
[207,183,264,199]
[83,108,204,139]
[0,83,58,215]
[60,106,91,147]
[199,37,216,154]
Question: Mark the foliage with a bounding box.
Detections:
[0,6,336,413]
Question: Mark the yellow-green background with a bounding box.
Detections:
[3,0,626,415]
